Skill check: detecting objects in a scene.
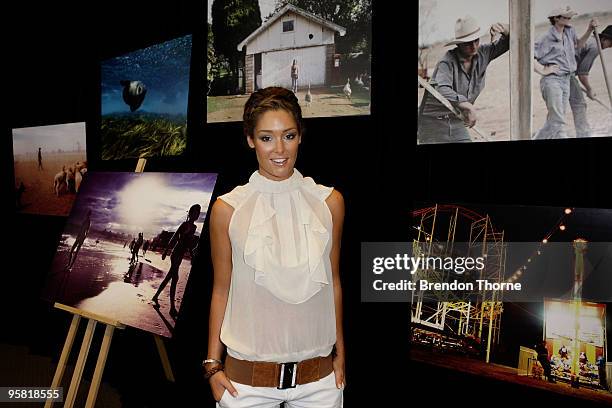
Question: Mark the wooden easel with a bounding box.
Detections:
[45,303,125,408]
[45,158,176,407]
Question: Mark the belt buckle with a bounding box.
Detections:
[277,362,298,389]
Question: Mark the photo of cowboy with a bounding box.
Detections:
[418,0,612,144]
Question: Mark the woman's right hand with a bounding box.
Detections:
[209,370,238,402]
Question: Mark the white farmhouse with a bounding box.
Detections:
[237,4,346,93]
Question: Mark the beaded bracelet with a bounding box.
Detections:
[204,365,224,380]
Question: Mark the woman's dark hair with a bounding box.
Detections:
[243,87,304,138]
[549,16,559,25]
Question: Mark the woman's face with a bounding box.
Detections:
[248,109,301,181]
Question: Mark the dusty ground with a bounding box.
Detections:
[207,85,371,123]
[418,14,612,142]
[14,152,86,216]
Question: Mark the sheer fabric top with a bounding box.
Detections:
[219,169,336,363]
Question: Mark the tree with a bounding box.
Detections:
[207,22,216,95]
[207,22,216,75]
[418,0,437,78]
[274,0,371,55]
[211,0,262,93]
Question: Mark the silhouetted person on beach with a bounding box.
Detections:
[142,240,149,257]
[124,262,136,282]
[67,209,91,268]
[130,233,143,264]
[152,204,201,317]
[37,148,43,170]
[124,261,144,285]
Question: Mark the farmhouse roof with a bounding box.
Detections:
[237,4,346,51]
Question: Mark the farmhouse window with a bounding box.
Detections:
[283,20,294,32]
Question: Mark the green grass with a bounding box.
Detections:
[338,86,371,108]
[101,115,187,160]
[206,96,241,114]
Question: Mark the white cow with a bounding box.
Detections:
[53,166,67,196]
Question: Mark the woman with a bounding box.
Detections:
[290,59,299,93]
[67,209,91,269]
[152,203,201,317]
[205,87,345,407]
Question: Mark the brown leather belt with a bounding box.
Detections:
[225,353,333,389]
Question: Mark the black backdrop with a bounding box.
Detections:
[3,0,611,406]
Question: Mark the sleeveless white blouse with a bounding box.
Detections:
[219,169,336,363]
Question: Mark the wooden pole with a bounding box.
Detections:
[509,0,533,140]
[593,27,612,111]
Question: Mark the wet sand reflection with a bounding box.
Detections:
[43,237,191,337]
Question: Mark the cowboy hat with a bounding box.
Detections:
[445,15,482,46]
[547,6,577,18]
[600,25,612,40]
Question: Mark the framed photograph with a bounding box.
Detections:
[101,35,192,160]
[42,171,218,338]
[409,202,612,392]
[207,0,372,122]
[417,0,612,144]
[12,122,87,216]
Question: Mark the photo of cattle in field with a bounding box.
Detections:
[12,122,87,216]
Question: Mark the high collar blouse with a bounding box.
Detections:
[218,169,337,362]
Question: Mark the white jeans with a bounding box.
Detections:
[216,372,343,408]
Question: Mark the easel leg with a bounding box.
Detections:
[44,314,81,408]
[135,158,147,173]
[154,334,175,382]
[85,325,115,408]
[64,319,97,408]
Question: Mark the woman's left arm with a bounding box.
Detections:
[327,189,345,389]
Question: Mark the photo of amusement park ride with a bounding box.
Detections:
[409,203,612,405]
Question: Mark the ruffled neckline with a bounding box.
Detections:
[248,169,303,194]
[237,168,331,304]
